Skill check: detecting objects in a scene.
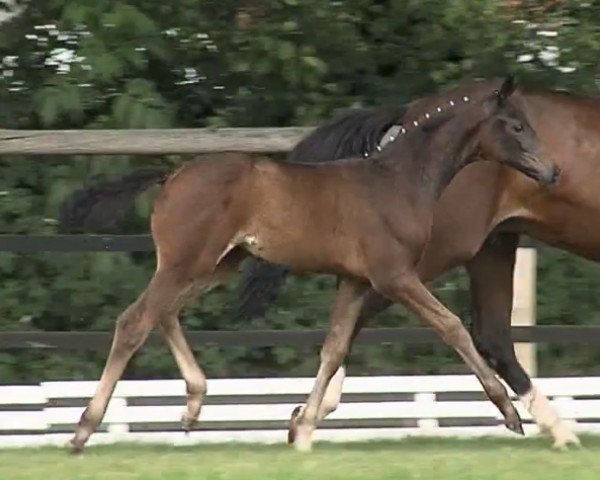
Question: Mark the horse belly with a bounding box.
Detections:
[240,221,365,276]
[245,164,368,275]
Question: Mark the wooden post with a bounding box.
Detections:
[512,247,537,376]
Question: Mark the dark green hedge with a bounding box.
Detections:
[0,0,599,381]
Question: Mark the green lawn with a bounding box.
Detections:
[1,437,599,480]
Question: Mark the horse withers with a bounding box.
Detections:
[62,76,558,453]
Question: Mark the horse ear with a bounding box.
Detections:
[497,75,516,106]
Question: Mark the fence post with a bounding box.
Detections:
[512,247,537,376]
[415,392,439,432]
[106,397,129,438]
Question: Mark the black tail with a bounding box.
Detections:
[58,167,169,233]
[234,106,407,321]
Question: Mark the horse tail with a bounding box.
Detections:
[234,105,407,321]
[234,258,290,321]
[58,167,170,233]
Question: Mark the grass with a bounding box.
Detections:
[1,436,600,480]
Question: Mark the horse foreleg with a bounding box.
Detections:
[466,234,580,449]
[288,289,392,443]
[293,279,370,452]
[373,271,523,435]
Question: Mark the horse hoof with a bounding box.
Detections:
[550,421,581,450]
[505,414,524,436]
[552,430,581,451]
[287,406,303,445]
[69,438,84,456]
[294,439,313,453]
[294,433,313,452]
[181,412,196,433]
[293,423,314,452]
[553,440,581,451]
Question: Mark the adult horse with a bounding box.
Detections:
[234,80,600,449]
[60,77,558,453]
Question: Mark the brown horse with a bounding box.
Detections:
[62,77,558,453]
[233,81,600,449]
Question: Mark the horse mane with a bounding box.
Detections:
[288,106,407,163]
[288,94,468,167]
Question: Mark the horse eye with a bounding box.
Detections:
[513,123,524,133]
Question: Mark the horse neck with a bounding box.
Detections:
[379,111,485,204]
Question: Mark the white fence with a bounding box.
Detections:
[1,375,600,448]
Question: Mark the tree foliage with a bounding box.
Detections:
[0,0,599,381]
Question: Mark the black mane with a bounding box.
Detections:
[289,106,407,163]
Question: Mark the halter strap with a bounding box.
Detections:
[363,123,404,158]
[362,94,470,158]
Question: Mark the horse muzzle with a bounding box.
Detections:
[520,152,560,186]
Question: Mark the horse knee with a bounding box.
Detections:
[472,328,512,368]
[471,328,532,395]
[320,366,345,415]
[471,329,500,368]
[481,376,510,404]
[186,375,207,398]
[113,301,150,349]
[439,318,470,347]
[320,342,349,367]
[320,396,339,418]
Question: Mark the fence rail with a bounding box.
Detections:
[1,375,599,448]
[2,326,600,352]
[0,234,154,252]
[0,127,312,155]
[0,234,542,252]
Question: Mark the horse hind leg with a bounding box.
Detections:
[69,267,198,454]
[160,263,241,432]
[160,311,206,432]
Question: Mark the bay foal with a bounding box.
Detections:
[68,76,558,452]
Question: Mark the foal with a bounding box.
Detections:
[69,76,558,453]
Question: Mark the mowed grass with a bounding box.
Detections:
[2,436,600,480]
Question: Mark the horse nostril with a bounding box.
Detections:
[550,166,561,184]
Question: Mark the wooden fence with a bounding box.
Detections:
[1,375,600,448]
[0,127,598,374]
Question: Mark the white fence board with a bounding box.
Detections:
[0,411,47,431]
[38,376,600,398]
[0,386,45,405]
[2,375,600,447]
